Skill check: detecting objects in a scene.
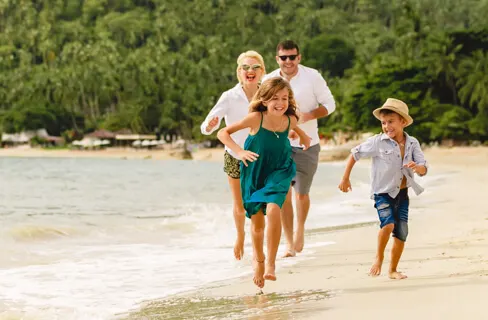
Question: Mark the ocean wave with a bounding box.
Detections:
[8,225,73,241]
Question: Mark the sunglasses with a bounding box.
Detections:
[278,55,298,61]
[241,64,262,71]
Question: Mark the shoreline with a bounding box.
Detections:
[119,146,488,319]
[2,145,488,163]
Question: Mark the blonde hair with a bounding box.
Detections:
[248,77,299,120]
[236,50,266,83]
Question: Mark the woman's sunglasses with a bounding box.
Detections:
[278,55,298,61]
[241,64,262,71]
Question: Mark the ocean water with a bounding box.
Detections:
[0,156,437,319]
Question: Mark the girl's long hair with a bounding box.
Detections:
[248,77,299,120]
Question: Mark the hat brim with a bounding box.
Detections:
[373,106,413,127]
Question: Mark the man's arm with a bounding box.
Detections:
[300,71,336,123]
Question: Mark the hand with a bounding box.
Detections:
[238,150,259,167]
[206,116,219,132]
[288,130,299,140]
[338,178,352,193]
[299,134,311,151]
[403,161,418,173]
[299,112,312,124]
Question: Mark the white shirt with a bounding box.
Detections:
[351,132,428,199]
[263,65,336,147]
[200,83,250,159]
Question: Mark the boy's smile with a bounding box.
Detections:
[379,113,407,142]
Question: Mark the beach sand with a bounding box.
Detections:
[117,146,488,320]
[2,146,488,319]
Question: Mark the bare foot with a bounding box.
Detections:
[282,248,296,258]
[253,259,265,288]
[389,271,408,280]
[234,234,245,260]
[264,263,277,281]
[293,229,305,253]
[369,258,383,277]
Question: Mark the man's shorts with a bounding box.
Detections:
[373,188,409,242]
[291,144,320,195]
[223,151,240,179]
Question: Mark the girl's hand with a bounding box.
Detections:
[338,178,352,192]
[238,150,259,167]
[299,134,311,151]
[288,130,299,140]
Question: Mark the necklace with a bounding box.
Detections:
[270,116,284,139]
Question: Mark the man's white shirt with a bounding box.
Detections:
[263,65,336,148]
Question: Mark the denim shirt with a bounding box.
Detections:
[351,133,428,199]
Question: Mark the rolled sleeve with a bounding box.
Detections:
[411,139,428,175]
[313,71,336,114]
[200,92,228,135]
[351,136,379,161]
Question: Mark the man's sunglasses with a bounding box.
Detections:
[241,64,262,71]
[278,55,298,61]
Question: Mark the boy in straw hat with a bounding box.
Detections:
[338,98,428,279]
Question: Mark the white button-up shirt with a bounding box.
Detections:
[351,132,428,199]
[200,83,250,159]
[263,65,336,147]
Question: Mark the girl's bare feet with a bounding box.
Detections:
[282,248,296,258]
[389,271,407,279]
[234,233,245,260]
[253,258,265,288]
[369,257,383,277]
[264,263,277,281]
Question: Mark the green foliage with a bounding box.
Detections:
[0,0,487,142]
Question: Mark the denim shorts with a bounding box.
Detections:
[373,188,409,241]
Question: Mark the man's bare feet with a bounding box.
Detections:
[234,234,245,260]
[389,271,407,280]
[282,248,296,258]
[369,257,383,277]
[253,258,265,288]
[293,229,305,253]
[264,263,277,281]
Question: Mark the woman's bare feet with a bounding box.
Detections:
[264,263,277,281]
[253,258,265,288]
[369,257,383,277]
[389,271,407,279]
[234,233,245,260]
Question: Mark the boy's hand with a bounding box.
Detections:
[238,150,259,167]
[403,161,418,173]
[338,178,352,192]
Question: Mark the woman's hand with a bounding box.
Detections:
[206,116,219,132]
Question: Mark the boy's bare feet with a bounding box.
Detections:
[264,263,277,281]
[294,229,305,253]
[234,234,245,260]
[253,258,265,288]
[389,271,407,280]
[282,248,296,258]
[369,257,383,276]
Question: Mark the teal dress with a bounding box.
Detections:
[240,113,296,218]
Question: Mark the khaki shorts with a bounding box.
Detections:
[223,151,240,179]
[291,144,320,195]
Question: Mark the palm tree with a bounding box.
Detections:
[457,50,488,113]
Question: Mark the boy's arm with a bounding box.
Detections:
[405,139,428,176]
[338,154,356,192]
[217,113,259,166]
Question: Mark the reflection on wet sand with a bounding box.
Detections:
[117,289,332,319]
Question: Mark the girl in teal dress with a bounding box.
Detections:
[218,77,311,289]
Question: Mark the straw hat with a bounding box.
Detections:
[373,98,413,127]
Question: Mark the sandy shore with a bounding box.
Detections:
[120,146,488,319]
